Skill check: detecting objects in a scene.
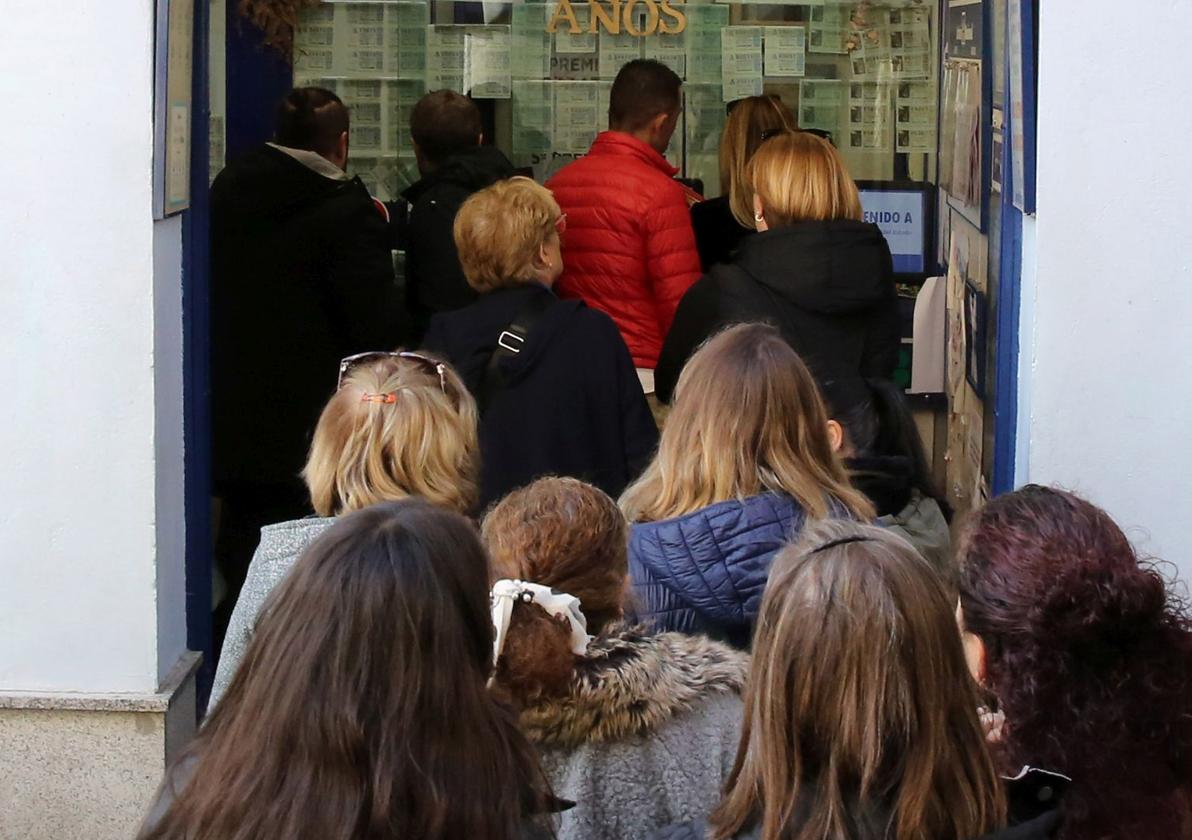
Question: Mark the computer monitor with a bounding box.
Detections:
[856,182,935,279]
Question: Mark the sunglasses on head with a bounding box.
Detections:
[758,127,836,146]
[337,351,450,395]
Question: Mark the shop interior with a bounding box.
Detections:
[205,0,1033,522]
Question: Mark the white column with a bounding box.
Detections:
[0,0,187,696]
[1019,2,1192,581]
[0,1,194,836]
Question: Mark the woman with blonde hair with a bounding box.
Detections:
[655,130,899,403]
[653,519,1035,840]
[690,95,796,271]
[208,351,478,708]
[624,323,872,647]
[423,176,657,509]
[485,476,748,840]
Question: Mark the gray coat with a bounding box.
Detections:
[520,625,748,840]
[209,516,336,710]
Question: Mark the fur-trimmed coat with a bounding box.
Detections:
[521,624,748,840]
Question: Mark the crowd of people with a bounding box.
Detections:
[157,57,1192,839]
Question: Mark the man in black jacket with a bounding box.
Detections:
[399,90,514,342]
[209,87,403,640]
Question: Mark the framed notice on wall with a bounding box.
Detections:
[1008,0,1035,212]
[154,0,194,218]
[938,0,987,231]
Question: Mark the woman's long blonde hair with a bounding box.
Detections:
[720,95,797,228]
[748,130,863,227]
[712,519,1005,840]
[303,354,479,516]
[620,323,871,523]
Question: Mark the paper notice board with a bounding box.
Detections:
[154,0,194,217]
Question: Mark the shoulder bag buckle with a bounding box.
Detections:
[498,330,526,354]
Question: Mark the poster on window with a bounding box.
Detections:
[896,80,935,152]
[847,81,890,152]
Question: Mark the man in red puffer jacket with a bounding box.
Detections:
[547,59,702,381]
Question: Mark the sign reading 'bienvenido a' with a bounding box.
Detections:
[546,0,689,36]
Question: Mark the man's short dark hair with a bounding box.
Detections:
[609,59,682,131]
[275,87,349,159]
[410,90,483,166]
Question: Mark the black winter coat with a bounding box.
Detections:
[210,144,402,492]
[690,195,753,271]
[654,220,900,402]
[400,146,515,342]
[423,283,658,509]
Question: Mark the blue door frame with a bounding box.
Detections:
[990,0,1036,494]
[183,0,214,711]
[182,0,294,713]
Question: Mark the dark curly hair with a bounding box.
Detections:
[957,485,1192,838]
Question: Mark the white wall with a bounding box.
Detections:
[0,0,186,692]
[1020,4,1192,583]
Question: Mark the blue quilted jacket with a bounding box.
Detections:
[628,493,809,649]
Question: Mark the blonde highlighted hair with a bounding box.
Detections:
[303,354,478,516]
[748,130,863,227]
[712,519,1005,840]
[619,323,872,523]
[719,96,796,228]
[454,176,562,293]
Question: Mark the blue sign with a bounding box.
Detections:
[859,190,926,274]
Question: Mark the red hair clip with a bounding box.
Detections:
[361,392,398,404]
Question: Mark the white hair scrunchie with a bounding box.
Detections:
[490,579,591,668]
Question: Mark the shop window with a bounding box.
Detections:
[292,0,940,201]
[210,0,228,184]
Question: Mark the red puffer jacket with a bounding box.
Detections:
[547,132,702,369]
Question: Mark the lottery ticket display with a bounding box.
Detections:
[292,0,940,197]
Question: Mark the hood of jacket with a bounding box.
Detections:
[877,490,953,578]
[402,144,515,203]
[428,284,586,393]
[213,144,360,221]
[730,220,894,316]
[846,454,914,517]
[630,493,807,629]
[518,623,747,749]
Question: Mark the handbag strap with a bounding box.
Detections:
[478,290,556,414]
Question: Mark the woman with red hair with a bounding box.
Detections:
[957,485,1192,839]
